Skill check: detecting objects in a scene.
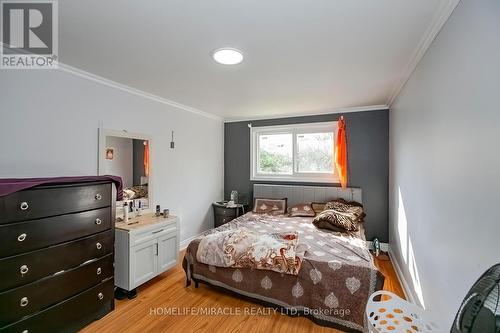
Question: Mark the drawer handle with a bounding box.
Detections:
[152,229,164,234]
[95,218,102,225]
[20,202,29,211]
[20,297,29,307]
[95,193,102,200]
[17,233,27,242]
[96,267,102,275]
[96,242,102,250]
[98,292,104,300]
[20,265,29,276]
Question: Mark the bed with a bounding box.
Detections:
[122,185,148,200]
[183,184,385,332]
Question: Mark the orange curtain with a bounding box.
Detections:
[335,116,348,188]
[144,141,150,177]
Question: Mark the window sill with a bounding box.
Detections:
[250,175,340,184]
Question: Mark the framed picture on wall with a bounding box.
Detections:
[105,148,114,160]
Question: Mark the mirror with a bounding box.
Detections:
[98,129,152,218]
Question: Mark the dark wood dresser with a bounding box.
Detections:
[0,181,116,333]
[212,202,245,228]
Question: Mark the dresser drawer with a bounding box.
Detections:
[130,222,178,247]
[213,205,237,217]
[0,254,113,325]
[0,230,114,292]
[214,215,234,227]
[0,278,114,333]
[0,207,112,258]
[0,182,112,224]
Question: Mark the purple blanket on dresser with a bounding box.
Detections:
[0,175,123,200]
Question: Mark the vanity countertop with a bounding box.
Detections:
[115,214,178,231]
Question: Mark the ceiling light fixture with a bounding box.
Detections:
[212,48,243,65]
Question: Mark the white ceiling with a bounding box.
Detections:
[59,0,451,120]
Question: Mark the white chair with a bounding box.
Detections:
[366,291,442,333]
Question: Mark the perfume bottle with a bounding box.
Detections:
[123,202,129,222]
[136,201,142,217]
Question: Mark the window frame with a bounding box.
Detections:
[250,121,339,183]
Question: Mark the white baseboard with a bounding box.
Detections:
[180,231,208,250]
[388,248,418,304]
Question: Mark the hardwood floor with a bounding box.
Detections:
[81,251,404,333]
[373,254,405,300]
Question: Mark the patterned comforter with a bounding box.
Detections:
[183,212,384,332]
[196,229,307,275]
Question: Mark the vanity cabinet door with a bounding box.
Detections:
[130,239,158,289]
[157,232,178,274]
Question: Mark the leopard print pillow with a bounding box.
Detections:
[324,199,365,223]
[312,209,359,232]
[311,202,326,214]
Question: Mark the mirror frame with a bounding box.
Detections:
[98,128,153,213]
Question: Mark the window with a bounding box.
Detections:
[257,133,293,174]
[250,122,338,183]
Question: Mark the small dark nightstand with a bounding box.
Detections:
[212,202,246,227]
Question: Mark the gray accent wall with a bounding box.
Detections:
[224,109,389,242]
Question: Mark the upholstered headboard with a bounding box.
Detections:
[253,184,362,207]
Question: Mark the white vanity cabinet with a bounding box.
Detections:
[115,215,179,291]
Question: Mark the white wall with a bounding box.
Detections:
[389,0,500,328]
[0,68,224,244]
[105,136,133,187]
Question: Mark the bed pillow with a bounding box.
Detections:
[123,185,149,200]
[253,198,287,215]
[311,202,326,214]
[324,198,366,223]
[288,202,315,217]
[312,209,360,232]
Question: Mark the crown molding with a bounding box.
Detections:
[387,0,461,106]
[56,63,223,121]
[1,47,386,122]
[57,63,387,123]
[0,40,222,121]
[223,105,389,123]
